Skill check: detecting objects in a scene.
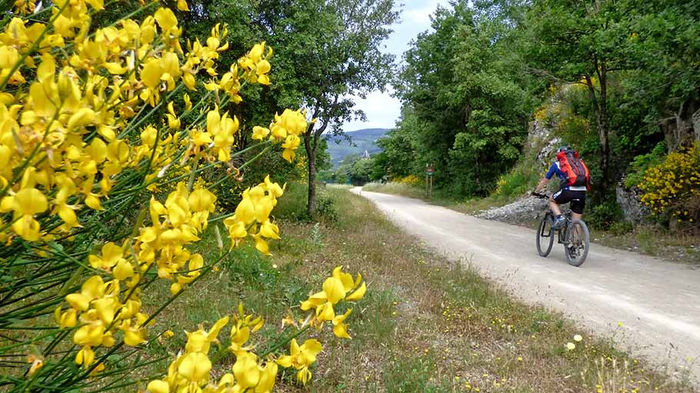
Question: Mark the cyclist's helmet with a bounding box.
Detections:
[558,145,572,153]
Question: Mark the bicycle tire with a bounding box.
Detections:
[565,219,590,267]
[536,213,554,257]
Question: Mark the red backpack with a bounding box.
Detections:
[556,150,590,190]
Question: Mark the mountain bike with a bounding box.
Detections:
[532,192,590,267]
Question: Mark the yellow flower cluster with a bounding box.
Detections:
[146,309,278,393]
[135,183,217,294]
[57,275,148,371]
[300,266,366,338]
[147,267,366,391]
[276,339,322,385]
[0,0,331,387]
[638,144,700,222]
[54,182,218,369]
[238,42,273,85]
[252,109,309,162]
[224,176,284,254]
[0,0,306,245]
[392,174,421,185]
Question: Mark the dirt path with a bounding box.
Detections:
[352,188,700,384]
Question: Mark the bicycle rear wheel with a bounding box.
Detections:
[536,213,554,257]
[565,219,590,267]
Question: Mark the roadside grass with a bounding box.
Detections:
[591,226,699,265]
[362,182,519,215]
[363,182,427,200]
[140,184,696,392]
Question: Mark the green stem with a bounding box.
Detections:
[260,325,311,358]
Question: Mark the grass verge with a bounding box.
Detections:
[143,183,696,392]
[362,182,518,215]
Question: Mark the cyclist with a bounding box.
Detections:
[534,146,590,229]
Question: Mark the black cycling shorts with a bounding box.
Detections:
[552,189,586,214]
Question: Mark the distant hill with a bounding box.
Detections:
[325,128,389,167]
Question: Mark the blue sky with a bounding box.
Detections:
[343,0,451,132]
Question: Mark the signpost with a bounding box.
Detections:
[425,164,434,198]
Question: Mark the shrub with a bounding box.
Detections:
[316,191,339,223]
[624,142,666,189]
[393,174,422,185]
[586,200,624,230]
[0,2,366,392]
[638,144,700,224]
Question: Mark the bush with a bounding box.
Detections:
[624,142,666,189]
[0,3,366,392]
[316,191,339,223]
[493,157,542,199]
[393,174,422,185]
[586,200,624,230]
[638,144,700,225]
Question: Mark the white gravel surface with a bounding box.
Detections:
[352,188,700,384]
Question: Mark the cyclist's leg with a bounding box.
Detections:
[569,193,586,243]
[549,194,562,216]
[570,192,585,221]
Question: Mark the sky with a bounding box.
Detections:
[343,0,452,132]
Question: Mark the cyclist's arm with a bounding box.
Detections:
[535,177,549,193]
[535,164,557,193]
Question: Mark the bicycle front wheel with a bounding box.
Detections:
[536,213,554,257]
[565,219,590,267]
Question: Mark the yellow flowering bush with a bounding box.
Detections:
[0,0,366,391]
[638,144,700,223]
[392,174,421,185]
[146,267,366,392]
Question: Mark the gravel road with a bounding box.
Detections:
[352,188,700,384]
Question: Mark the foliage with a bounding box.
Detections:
[375,0,698,227]
[624,142,666,189]
[378,1,539,197]
[638,144,700,223]
[393,175,421,185]
[319,154,378,185]
[0,1,367,391]
[586,200,624,231]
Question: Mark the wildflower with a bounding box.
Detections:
[566,342,576,351]
[276,338,322,385]
[27,354,44,375]
[574,334,583,342]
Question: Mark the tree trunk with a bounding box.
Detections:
[586,67,610,197]
[597,98,610,195]
[307,146,317,215]
[303,125,318,216]
[659,96,699,152]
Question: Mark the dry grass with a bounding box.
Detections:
[139,184,697,392]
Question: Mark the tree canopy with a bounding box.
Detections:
[374,0,699,212]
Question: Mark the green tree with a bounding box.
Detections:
[350,157,375,184]
[620,0,700,151]
[207,0,397,214]
[524,0,636,196]
[385,1,538,196]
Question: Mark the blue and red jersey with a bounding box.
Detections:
[545,162,587,192]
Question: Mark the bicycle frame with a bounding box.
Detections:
[533,191,590,266]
